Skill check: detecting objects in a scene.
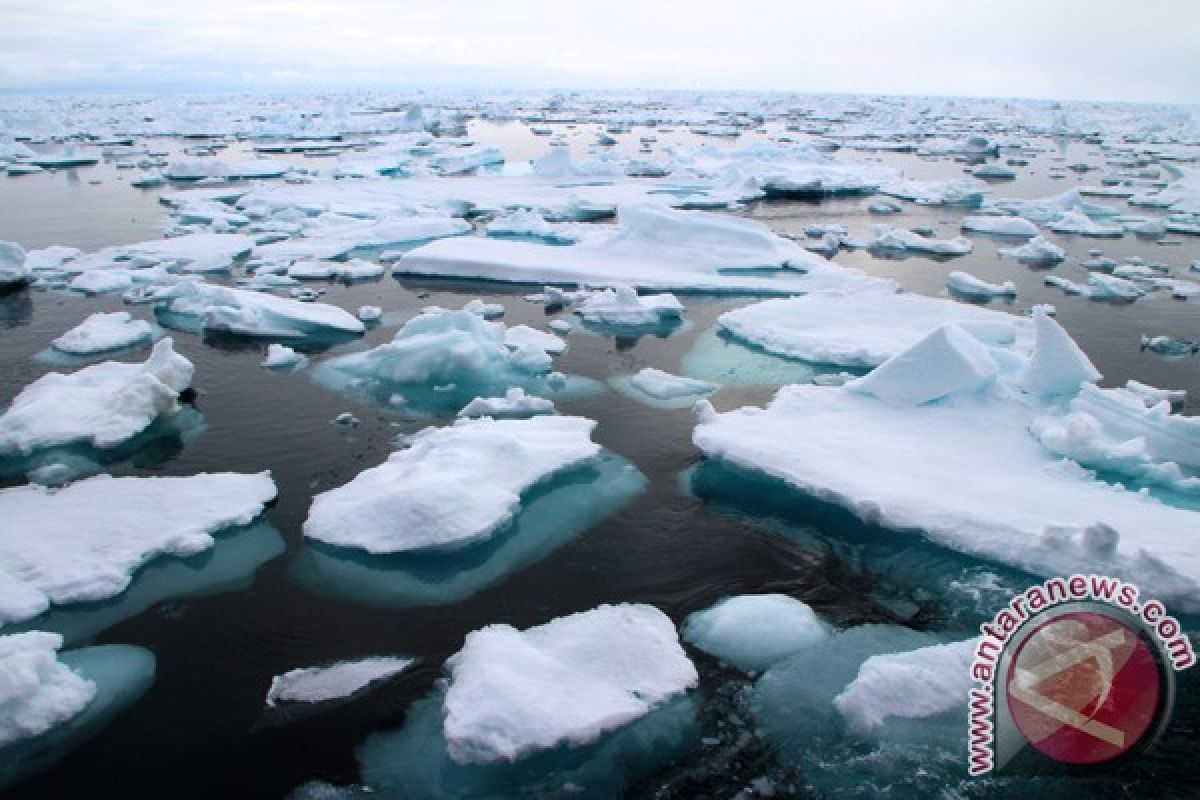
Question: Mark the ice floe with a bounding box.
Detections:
[959,215,1038,237]
[718,288,1027,368]
[0,241,33,288]
[154,279,364,340]
[51,312,154,356]
[0,338,193,457]
[682,594,829,673]
[266,657,415,707]
[441,604,697,764]
[304,416,601,554]
[0,471,276,625]
[693,313,1200,608]
[866,225,972,257]
[457,388,556,418]
[945,270,1017,300]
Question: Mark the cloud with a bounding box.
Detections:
[0,0,1197,102]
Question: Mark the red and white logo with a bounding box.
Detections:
[1005,610,1161,765]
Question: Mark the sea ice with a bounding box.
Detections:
[693,321,1200,607]
[867,225,972,256]
[0,632,95,747]
[266,657,415,707]
[718,288,1026,368]
[629,368,718,400]
[261,343,307,370]
[441,604,697,764]
[457,388,556,418]
[51,312,154,355]
[304,416,601,554]
[959,215,1038,237]
[945,270,1017,299]
[0,642,154,790]
[0,471,276,625]
[1020,306,1101,398]
[575,286,683,327]
[0,241,33,288]
[154,279,365,340]
[845,324,999,405]
[0,338,193,457]
[832,637,977,734]
[997,235,1066,264]
[682,594,829,672]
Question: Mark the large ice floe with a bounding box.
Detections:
[0,471,277,626]
[314,307,596,415]
[717,288,1028,368]
[356,604,698,798]
[0,338,193,457]
[304,416,600,554]
[682,594,829,673]
[694,306,1200,609]
[397,203,878,294]
[0,632,155,789]
[152,279,364,341]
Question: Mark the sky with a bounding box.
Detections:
[1,0,1198,103]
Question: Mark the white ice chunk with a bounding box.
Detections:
[51,312,154,355]
[0,632,95,747]
[998,236,1065,264]
[0,241,33,287]
[682,594,829,673]
[155,279,364,339]
[576,286,683,326]
[959,215,1037,237]
[846,324,999,405]
[304,416,600,554]
[442,604,697,764]
[261,343,307,370]
[946,270,1017,299]
[1020,306,1101,398]
[457,388,556,418]
[719,289,1025,368]
[0,338,193,456]
[629,368,718,400]
[503,325,566,355]
[265,657,414,707]
[833,638,977,734]
[0,471,276,624]
[867,225,972,256]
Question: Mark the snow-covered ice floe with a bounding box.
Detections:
[266,656,415,707]
[153,279,364,341]
[397,203,880,294]
[292,450,644,608]
[314,307,596,414]
[0,471,277,625]
[0,241,33,288]
[457,388,556,418]
[304,416,601,554]
[261,343,308,371]
[945,270,1017,300]
[717,288,1028,368]
[355,604,698,799]
[997,235,1066,264]
[682,594,829,673]
[959,214,1038,237]
[575,286,684,328]
[0,634,155,789]
[866,225,972,257]
[0,338,193,457]
[693,308,1200,610]
[51,312,154,356]
[611,368,719,409]
[753,624,973,796]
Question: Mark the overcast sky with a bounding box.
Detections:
[1,0,1197,102]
